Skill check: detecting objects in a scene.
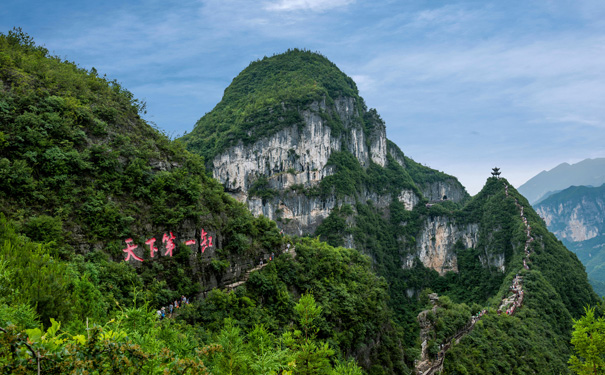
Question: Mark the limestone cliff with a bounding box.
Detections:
[404,217,479,275]
[534,184,605,284]
[420,179,468,203]
[183,49,477,278]
[535,186,604,242]
[210,96,392,234]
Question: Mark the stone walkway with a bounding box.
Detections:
[223,244,296,292]
[223,263,268,291]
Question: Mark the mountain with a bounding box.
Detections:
[0,31,405,373]
[184,49,598,373]
[518,158,605,204]
[182,49,469,237]
[535,184,605,288]
[0,31,599,374]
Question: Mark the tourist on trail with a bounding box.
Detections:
[169,303,174,317]
[271,252,275,260]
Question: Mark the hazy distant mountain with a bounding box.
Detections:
[535,184,605,293]
[518,158,605,204]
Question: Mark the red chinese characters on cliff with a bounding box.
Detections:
[200,229,213,253]
[123,238,143,262]
[123,228,214,262]
[145,237,158,258]
[162,232,176,257]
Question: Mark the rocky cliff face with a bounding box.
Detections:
[536,195,604,242]
[403,216,480,275]
[533,184,605,284]
[185,50,476,278]
[420,179,468,203]
[211,96,393,235]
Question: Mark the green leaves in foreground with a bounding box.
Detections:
[569,306,605,374]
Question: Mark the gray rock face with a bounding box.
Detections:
[398,189,420,211]
[211,96,391,235]
[533,185,605,284]
[403,216,480,275]
[208,95,480,276]
[421,179,467,203]
[536,196,604,242]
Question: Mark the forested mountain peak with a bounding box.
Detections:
[181,48,366,163]
[223,49,359,105]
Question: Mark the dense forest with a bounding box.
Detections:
[0,30,601,374]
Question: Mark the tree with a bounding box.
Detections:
[569,306,605,374]
[294,294,322,341]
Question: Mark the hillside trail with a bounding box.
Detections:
[416,181,534,375]
[161,243,296,320]
[222,244,297,292]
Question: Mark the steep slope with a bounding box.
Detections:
[518,158,605,204]
[0,29,288,298]
[535,184,605,287]
[441,179,598,374]
[182,49,468,237]
[183,49,599,374]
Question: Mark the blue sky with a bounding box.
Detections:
[3,0,605,194]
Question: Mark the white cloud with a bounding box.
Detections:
[264,0,354,12]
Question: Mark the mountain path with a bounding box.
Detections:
[223,245,296,292]
[416,181,533,374]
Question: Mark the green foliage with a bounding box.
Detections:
[403,155,457,186]
[295,294,322,340]
[0,215,71,326]
[179,237,406,374]
[250,175,278,200]
[0,28,215,244]
[318,151,367,198]
[182,49,361,162]
[569,306,605,374]
[315,205,352,247]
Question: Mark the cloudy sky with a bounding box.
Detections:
[3,0,605,194]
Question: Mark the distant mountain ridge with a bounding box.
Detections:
[535,184,605,290]
[518,158,605,204]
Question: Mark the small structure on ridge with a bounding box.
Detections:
[491,167,501,179]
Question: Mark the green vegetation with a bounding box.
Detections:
[0,27,212,243]
[443,270,577,374]
[1,29,601,374]
[568,305,605,374]
[181,49,363,163]
[180,238,408,373]
[315,174,598,373]
[0,30,409,374]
